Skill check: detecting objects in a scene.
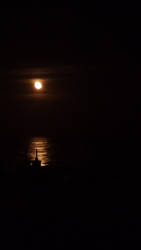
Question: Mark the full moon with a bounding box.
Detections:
[35,81,42,90]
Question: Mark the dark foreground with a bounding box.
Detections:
[0,163,141,249]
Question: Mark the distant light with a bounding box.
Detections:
[35,81,42,90]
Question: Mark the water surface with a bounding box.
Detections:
[0,135,89,171]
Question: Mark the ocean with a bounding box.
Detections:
[0,135,89,172]
[0,135,140,249]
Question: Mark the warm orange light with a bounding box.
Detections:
[35,81,42,90]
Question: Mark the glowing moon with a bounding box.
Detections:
[35,81,42,90]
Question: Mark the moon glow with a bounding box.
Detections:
[35,81,42,90]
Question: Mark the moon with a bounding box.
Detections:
[35,81,42,90]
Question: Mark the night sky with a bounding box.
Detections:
[0,5,137,136]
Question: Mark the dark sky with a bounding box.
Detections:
[0,7,87,67]
[0,5,138,136]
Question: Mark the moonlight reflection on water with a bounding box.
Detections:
[27,137,50,166]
